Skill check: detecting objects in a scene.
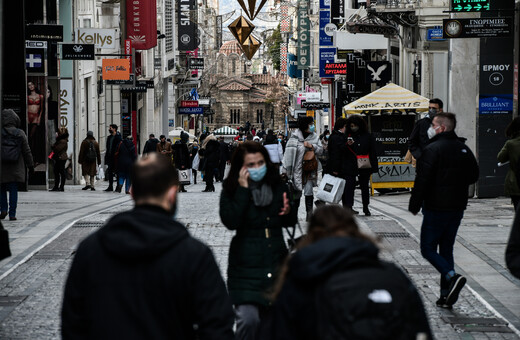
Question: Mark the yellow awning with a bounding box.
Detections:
[342,83,430,115]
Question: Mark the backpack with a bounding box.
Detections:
[314,260,422,340]
[86,141,97,162]
[1,128,22,163]
[302,149,318,173]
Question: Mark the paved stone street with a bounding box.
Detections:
[0,180,519,339]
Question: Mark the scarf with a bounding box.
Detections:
[249,180,273,207]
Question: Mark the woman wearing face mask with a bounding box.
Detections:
[318,129,330,178]
[220,142,296,340]
[345,115,378,216]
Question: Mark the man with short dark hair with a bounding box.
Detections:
[142,133,159,155]
[409,112,479,309]
[104,124,122,191]
[408,98,444,160]
[62,153,235,339]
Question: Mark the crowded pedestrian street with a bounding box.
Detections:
[0,180,519,339]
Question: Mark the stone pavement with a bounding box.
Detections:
[0,181,519,339]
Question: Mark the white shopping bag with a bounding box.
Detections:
[223,163,231,180]
[178,169,191,185]
[96,166,105,180]
[316,174,346,204]
[192,153,200,171]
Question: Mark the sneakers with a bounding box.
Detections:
[9,216,17,221]
[446,274,466,306]
[436,296,452,309]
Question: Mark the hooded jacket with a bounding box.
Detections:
[409,131,479,214]
[1,109,34,183]
[62,205,235,340]
[268,237,431,340]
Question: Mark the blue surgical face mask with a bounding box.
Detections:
[278,138,282,142]
[309,125,315,133]
[248,164,267,182]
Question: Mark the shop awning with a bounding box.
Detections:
[342,83,429,115]
[214,126,239,135]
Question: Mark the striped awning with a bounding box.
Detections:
[342,83,429,115]
[214,126,239,135]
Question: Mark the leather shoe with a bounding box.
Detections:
[82,185,91,190]
[0,212,7,220]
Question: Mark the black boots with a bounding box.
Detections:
[202,185,215,192]
[115,184,123,193]
[305,196,314,221]
[104,186,113,192]
[363,205,371,216]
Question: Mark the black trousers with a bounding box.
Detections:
[218,161,226,181]
[106,165,116,187]
[53,159,67,189]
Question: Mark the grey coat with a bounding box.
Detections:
[1,109,34,183]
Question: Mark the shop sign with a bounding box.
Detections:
[297,0,310,69]
[479,95,513,114]
[324,62,347,75]
[121,84,147,93]
[302,101,328,109]
[178,0,198,51]
[443,17,512,39]
[451,0,490,12]
[427,28,445,41]
[188,58,204,69]
[127,0,157,50]
[26,24,63,41]
[102,59,131,80]
[319,11,332,46]
[181,100,199,107]
[198,98,211,105]
[76,28,116,49]
[319,47,336,78]
[62,43,95,60]
[179,107,203,114]
[106,74,135,85]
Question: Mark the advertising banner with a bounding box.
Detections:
[127,0,157,50]
[443,17,512,39]
[178,0,198,51]
[320,0,330,9]
[330,0,345,27]
[181,100,199,107]
[188,58,205,69]
[370,115,415,158]
[281,43,288,74]
[125,39,132,71]
[280,2,291,33]
[102,59,131,80]
[179,107,204,114]
[76,28,117,49]
[62,44,95,60]
[319,11,333,46]
[26,24,63,77]
[288,53,299,78]
[297,0,310,69]
[319,48,336,78]
[59,79,74,162]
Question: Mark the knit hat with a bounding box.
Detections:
[87,130,94,137]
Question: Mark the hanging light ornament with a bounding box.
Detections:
[227,0,268,59]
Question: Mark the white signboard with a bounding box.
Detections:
[76,28,117,49]
[305,92,321,102]
[333,30,388,50]
[59,79,74,160]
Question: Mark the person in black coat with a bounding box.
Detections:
[408,98,443,160]
[173,132,191,192]
[409,112,479,309]
[268,205,431,340]
[200,135,220,192]
[62,154,235,339]
[346,115,378,216]
[506,207,520,279]
[217,137,230,182]
[115,136,137,194]
[104,124,122,191]
[143,134,159,155]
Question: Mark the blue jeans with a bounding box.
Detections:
[118,172,131,192]
[1,182,18,218]
[420,208,463,281]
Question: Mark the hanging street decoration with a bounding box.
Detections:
[228,0,269,60]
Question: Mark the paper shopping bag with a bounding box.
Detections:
[316,174,346,204]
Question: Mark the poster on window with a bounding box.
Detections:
[26,76,49,184]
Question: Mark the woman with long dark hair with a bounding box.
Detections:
[50,127,69,192]
[498,117,520,210]
[345,115,378,216]
[268,205,431,340]
[220,142,296,339]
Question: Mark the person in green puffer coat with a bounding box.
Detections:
[220,141,297,340]
[498,117,520,210]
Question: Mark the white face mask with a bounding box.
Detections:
[427,126,440,139]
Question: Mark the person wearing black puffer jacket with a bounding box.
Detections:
[345,115,378,216]
[409,112,479,310]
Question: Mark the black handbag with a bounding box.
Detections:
[0,222,11,261]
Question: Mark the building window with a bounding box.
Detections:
[230,109,240,125]
[207,113,214,124]
[256,109,263,124]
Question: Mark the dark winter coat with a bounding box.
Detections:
[78,137,101,176]
[506,207,520,279]
[143,138,159,154]
[115,139,137,173]
[173,142,191,170]
[220,182,297,306]
[408,115,432,160]
[497,134,520,197]
[52,134,69,161]
[348,130,379,175]
[218,140,230,163]
[61,205,235,340]
[268,236,432,340]
[200,139,220,172]
[409,131,479,214]
[327,130,359,177]
[105,132,122,166]
[156,141,173,155]
[1,109,34,184]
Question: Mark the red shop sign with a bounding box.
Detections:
[127,0,157,50]
[324,63,347,75]
[181,100,199,107]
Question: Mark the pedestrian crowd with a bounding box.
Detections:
[2,105,520,339]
